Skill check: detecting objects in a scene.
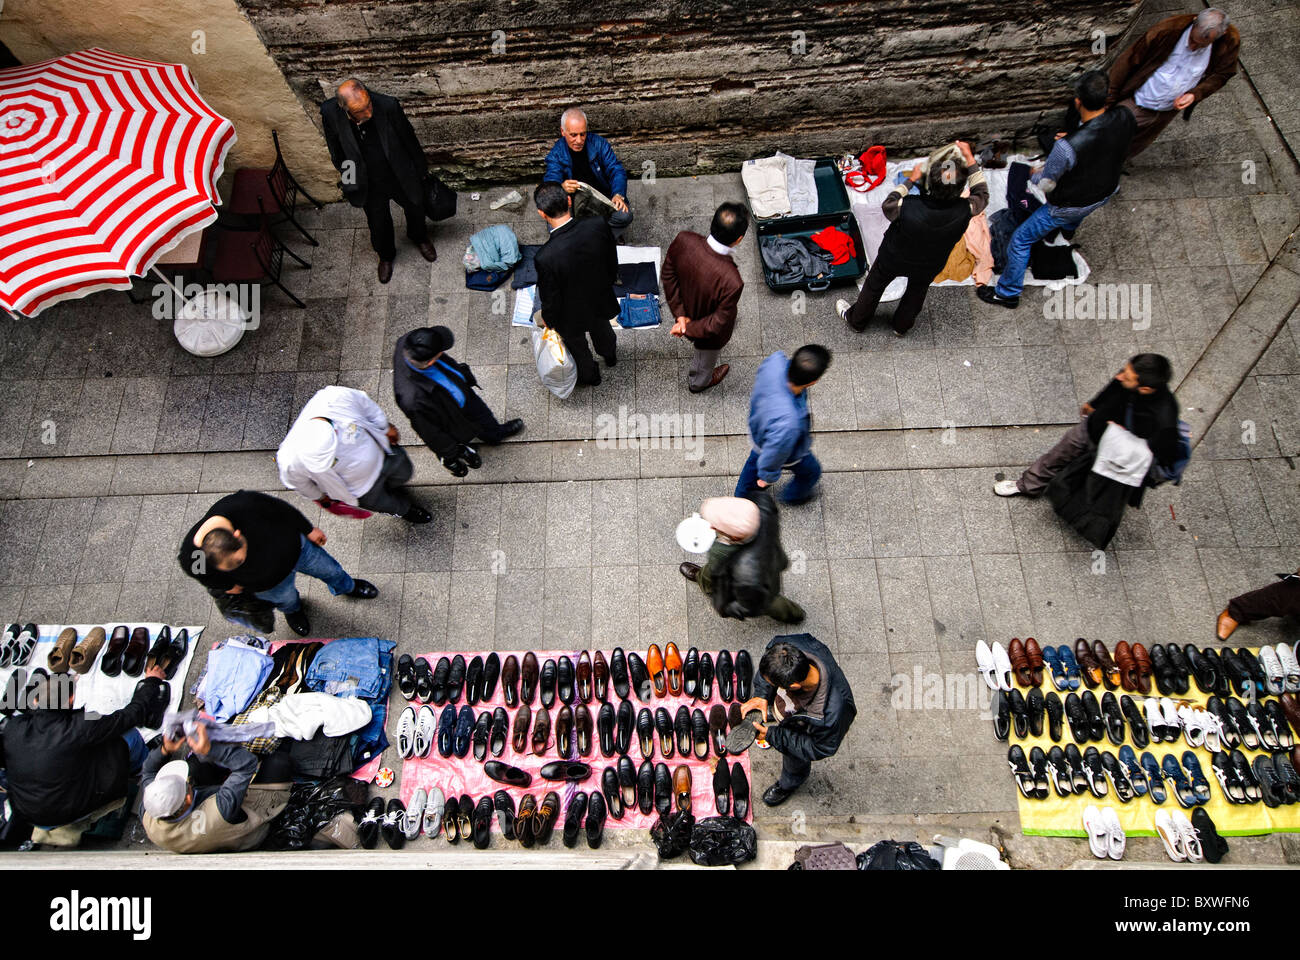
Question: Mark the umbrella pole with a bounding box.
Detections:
[150,265,188,302]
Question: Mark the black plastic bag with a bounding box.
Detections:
[650,809,694,859]
[423,173,457,221]
[689,816,757,866]
[856,839,941,870]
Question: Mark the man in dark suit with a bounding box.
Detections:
[533,181,619,386]
[662,202,748,393]
[392,326,523,477]
[321,79,436,284]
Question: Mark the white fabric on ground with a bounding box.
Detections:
[742,155,791,218]
[777,152,818,216]
[247,692,372,740]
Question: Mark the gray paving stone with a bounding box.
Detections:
[865,470,921,557]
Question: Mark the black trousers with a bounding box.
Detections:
[556,320,618,385]
[778,750,812,790]
[1228,576,1300,624]
[848,250,933,335]
[463,389,509,443]
[362,179,427,261]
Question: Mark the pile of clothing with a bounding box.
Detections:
[759,235,834,285]
[988,161,1079,281]
[741,152,818,218]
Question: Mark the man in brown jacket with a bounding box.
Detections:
[1107,8,1240,157]
[663,202,749,393]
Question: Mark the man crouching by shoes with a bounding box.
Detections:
[141,722,291,854]
[740,634,856,807]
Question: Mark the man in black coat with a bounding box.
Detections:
[533,181,619,386]
[392,326,523,477]
[320,79,436,284]
[5,669,166,829]
[741,634,857,806]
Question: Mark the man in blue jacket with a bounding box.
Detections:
[742,634,856,806]
[542,108,632,236]
[735,345,831,504]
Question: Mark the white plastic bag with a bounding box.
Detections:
[532,325,577,399]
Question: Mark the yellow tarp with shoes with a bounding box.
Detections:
[1015,648,1300,837]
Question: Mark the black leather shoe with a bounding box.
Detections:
[134,678,169,729]
[145,626,172,675]
[731,762,750,818]
[1185,644,1218,694]
[679,562,700,582]
[597,702,615,756]
[490,706,508,757]
[585,789,607,848]
[602,766,624,820]
[762,782,796,807]
[684,647,699,699]
[557,655,574,704]
[691,708,710,759]
[1008,688,1028,738]
[539,761,592,782]
[472,710,491,760]
[627,652,651,702]
[540,658,557,708]
[575,704,593,757]
[655,707,675,759]
[348,579,379,599]
[698,652,714,701]
[431,656,451,704]
[1166,644,1191,695]
[562,792,587,848]
[1100,691,1126,745]
[1120,695,1149,748]
[637,758,655,814]
[654,762,672,817]
[454,704,475,758]
[1065,692,1088,744]
[520,651,538,705]
[674,705,692,756]
[377,260,393,284]
[1080,689,1105,742]
[716,649,734,702]
[713,759,732,815]
[1044,691,1064,742]
[284,609,311,637]
[615,699,634,755]
[465,655,484,705]
[1150,644,1175,696]
[447,655,466,704]
[992,689,1010,742]
[164,628,189,680]
[470,796,492,849]
[494,789,516,841]
[1026,686,1045,738]
[736,649,753,701]
[636,707,654,758]
[617,755,637,809]
[499,418,524,440]
[402,505,432,524]
[610,647,630,700]
[482,652,500,701]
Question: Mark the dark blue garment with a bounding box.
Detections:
[542,133,628,199]
[407,358,468,408]
[304,636,393,701]
[746,351,813,484]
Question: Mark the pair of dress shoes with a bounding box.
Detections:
[143,626,189,680]
[600,756,641,819]
[510,703,554,756]
[554,703,595,758]
[100,625,150,678]
[710,760,750,818]
[497,790,561,847]
[407,655,466,706]
[561,791,607,848]
[596,700,635,756]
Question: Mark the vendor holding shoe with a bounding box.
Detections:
[741,634,856,807]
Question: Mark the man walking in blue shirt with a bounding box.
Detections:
[735,345,831,505]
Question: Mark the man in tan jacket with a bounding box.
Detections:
[1107,8,1241,157]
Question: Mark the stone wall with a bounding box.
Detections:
[236,0,1145,188]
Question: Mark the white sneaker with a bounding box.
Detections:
[1259,645,1285,695]
[403,788,426,840]
[423,786,445,837]
[1144,697,1164,741]
[993,480,1022,497]
[1154,809,1187,862]
[1160,698,1182,740]
[836,298,852,324]
[1102,806,1126,861]
[991,641,1014,692]
[395,705,417,760]
[1276,642,1300,693]
[975,640,998,691]
[414,704,437,758]
[1173,809,1203,863]
[1177,704,1205,748]
[1082,804,1108,859]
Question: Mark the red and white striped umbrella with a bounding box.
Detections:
[0,47,237,316]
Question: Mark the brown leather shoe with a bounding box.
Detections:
[1280,693,1300,739]
[1131,643,1153,694]
[1024,638,1044,686]
[69,626,106,674]
[47,627,77,674]
[417,241,437,263]
[575,704,593,756]
[593,650,609,702]
[512,703,531,753]
[674,764,693,812]
[1074,638,1103,689]
[534,790,559,844]
[1092,640,1120,690]
[665,642,683,696]
[532,706,551,756]
[377,260,393,284]
[502,654,520,707]
[576,651,592,703]
[521,651,539,705]
[515,794,537,848]
[688,363,730,393]
[679,562,701,582]
[647,644,666,697]
[1216,609,1238,641]
[555,705,573,758]
[1008,638,1033,688]
[1114,641,1138,693]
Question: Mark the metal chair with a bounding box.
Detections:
[208,198,309,308]
[229,130,323,245]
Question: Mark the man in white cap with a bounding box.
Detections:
[677,490,804,623]
[277,385,430,524]
[140,723,288,854]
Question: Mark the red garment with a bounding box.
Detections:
[810,226,856,265]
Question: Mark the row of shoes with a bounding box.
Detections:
[396,647,755,710]
[1010,744,1214,806]
[1081,805,1228,864]
[0,623,189,679]
[395,699,750,762]
[993,686,1298,753]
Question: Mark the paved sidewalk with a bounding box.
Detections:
[0,1,1297,867]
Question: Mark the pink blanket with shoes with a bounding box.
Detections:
[398,649,754,831]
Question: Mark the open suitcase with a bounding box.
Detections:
[744,156,868,293]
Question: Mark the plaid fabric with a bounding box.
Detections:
[229,684,284,755]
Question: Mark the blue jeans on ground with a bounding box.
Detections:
[122,729,148,774]
[252,534,354,615]
[994,205,1085,300]
[735,450,823,503]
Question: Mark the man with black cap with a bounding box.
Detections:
[392,326,523,476]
